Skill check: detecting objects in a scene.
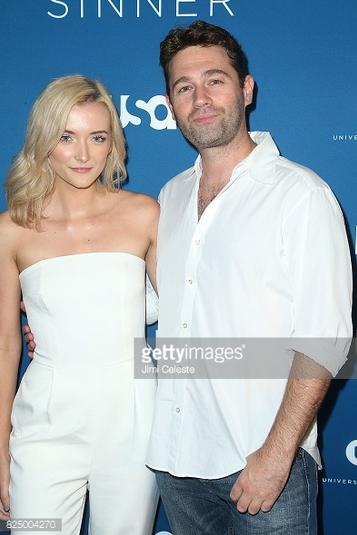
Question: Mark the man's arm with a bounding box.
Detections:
[230,185,352,515]
[230,352,331,515]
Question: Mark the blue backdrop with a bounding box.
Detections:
[0,1,356,534]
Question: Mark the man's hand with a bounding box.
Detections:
[230,353,331,516]
[20,301,36,358]
[230,446,292,515]
[22,324,36,358]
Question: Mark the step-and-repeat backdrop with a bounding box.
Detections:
[0,1,356,534]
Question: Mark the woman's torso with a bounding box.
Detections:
[20,252,146,368]
[14,190,155,367]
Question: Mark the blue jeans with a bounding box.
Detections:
[154,448,318,534]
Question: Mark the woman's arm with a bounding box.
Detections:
[144,199,159,325]
[145,200,159,293]
[0,215,22,519]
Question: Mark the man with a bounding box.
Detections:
[145,21,352,534]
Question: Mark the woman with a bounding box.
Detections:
[0,75,159,534]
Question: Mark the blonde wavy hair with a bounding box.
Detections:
[6,75,126,228]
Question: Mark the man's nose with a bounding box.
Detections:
[193,85,212,108]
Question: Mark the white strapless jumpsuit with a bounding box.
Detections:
[9,252,158,535]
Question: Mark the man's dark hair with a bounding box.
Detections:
[160,20,249,95]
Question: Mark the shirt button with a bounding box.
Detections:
[176,407,181,413]
[182,322,188,328]
[195,239,200,245]
[188,278,193,284]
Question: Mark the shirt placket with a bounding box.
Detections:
[172,181,232,471]
[169,180,201,471]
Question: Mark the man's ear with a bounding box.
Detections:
[165,94,176,121]
[242,75,255,107]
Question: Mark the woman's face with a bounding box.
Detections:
[49,101,112,190]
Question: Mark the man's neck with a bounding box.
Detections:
[199,131,256,185]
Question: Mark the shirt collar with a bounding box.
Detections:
[192,131,280,185]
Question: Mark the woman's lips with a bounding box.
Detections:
[70,167,92,173]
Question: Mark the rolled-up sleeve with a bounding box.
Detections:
[282,186,353,376]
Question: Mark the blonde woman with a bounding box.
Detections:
[0,75,159,534]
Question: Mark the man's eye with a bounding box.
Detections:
[178,85,192,94]
[209,79,224,86]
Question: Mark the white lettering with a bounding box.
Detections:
[176,0,197,17]
[48,0,68,18]
[332,134,357,141]
[48,0,236,19]
[152,347,162,359]
[119,96,141,128]
[137,0,162,17]
[210,0,234,16]
[346,439,357,465]
[141,347,152,363]
[322,476,357,485]
[136,95,176,130]
[98,0,123,18]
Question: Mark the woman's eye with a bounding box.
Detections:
[60,134,72,143]
[93,135,107,143]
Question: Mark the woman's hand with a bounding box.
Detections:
[0,451,10,520]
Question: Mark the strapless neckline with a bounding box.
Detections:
[19,251,145,279]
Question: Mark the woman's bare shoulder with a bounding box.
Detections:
[0,210,18,233]
[0,211,26,250]
[119,190,158,207]
[0,210,31,244]
[112,190,159,220]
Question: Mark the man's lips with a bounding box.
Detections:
[191,113,220,125]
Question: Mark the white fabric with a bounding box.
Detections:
[146,131,352,479]
[10,252,158,535]
[145,274,158,325]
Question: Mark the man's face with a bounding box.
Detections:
[167,45,254,151]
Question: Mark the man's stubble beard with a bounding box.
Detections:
[176,98,246,151]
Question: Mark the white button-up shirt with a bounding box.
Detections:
[146,132,352,478]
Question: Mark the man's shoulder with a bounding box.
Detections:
[276,156,329,193]
[159,164,195,199]
[250,132,329,193]
[275,156,343,219]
